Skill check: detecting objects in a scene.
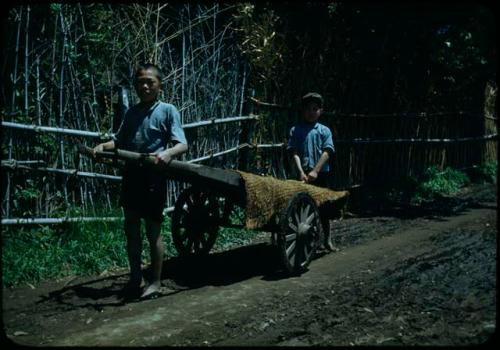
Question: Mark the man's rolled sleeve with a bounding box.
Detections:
[321,128,335,154]
[169,106,187,145]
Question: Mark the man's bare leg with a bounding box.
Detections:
[141,219,164,298]
[124,209,143,293]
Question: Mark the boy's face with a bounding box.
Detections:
[302,101,322,123]
[135,69,161,103]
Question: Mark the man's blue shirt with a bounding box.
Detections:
[287,121,335,173]
[114,101,187,154]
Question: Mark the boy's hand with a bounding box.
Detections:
[92,144,104,157]
[155,150,172,166]
[299,171,308,183]
[307,170,318,183]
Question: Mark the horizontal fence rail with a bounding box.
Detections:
[1,208,177,225]
[1,115,259,139]
[334,134,499,144]
[250,97,497,120]
[1,216,123,225]
[2,161,122,181]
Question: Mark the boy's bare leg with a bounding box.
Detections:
[141,219,164,298]
[320,217,337,252]
[124,209,143,290]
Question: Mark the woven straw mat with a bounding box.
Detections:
[236,171,349,229]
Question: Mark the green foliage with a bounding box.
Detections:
[13,179,40,217]
[2,211,260,287]
[215,226,258,251]
[413,166,470,203]
[384,164,493,205]
[50,3,62,13]
[2,220,127,287]
[233,3,286,89]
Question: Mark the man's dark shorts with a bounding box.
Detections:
[120,163,167,222]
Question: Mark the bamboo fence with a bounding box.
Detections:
[2,4,497,225]
[250,95,497,190]
[2,4,249,224]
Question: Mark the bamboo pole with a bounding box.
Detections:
[5,8,22,217]
[24,5,30,118]
[48,6,57,127]
[483,81,497,163]
[35,55,41,125]
[2,217,123,225]
[1,162,122,181]
[1,115,258,138]
[11,7,22,112]
[181,29,185,123]
[58,8,69,207]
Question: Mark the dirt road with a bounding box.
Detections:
[2,183,497,346]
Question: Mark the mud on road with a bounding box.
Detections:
[2,183,497,346]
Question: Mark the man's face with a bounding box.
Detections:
[302,101,322,123]
[135,69,161,103]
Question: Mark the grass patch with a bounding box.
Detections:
[2,209,259,288]
[2,219,127,287]
[412,166,470,203]
[384,165,488,206]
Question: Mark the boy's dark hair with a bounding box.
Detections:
[301,92,323,108]
[134,63,163,85]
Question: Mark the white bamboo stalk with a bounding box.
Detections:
[181,30,186,123]
[24,5,30,118]
[334,135,498,143]
[2,116,258,137]
[58,9,69,205]
[1,121,113,138]
[239,63,247,116]
[255,143,285,148]
[2,205,177,225]
[11,7,22,112]
[187,144,246,163]
[2,217,123,225]
[35,55,41,125]
[182,115,258,129]
[1,162,122,181]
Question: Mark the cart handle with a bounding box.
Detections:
[78,144,158,165]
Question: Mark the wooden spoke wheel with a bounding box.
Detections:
[278,192,321,273]
[171,186,219,256]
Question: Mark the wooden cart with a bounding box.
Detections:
[80,146,346,274]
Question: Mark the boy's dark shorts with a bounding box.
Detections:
[120,163,167,222]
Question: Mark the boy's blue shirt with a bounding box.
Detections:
[114,101,187,154]
[287,121,335,173]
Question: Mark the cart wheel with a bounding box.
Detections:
[171,186,219,256]
[278,192,321,273]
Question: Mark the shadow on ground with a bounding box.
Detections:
[36,242,291,310]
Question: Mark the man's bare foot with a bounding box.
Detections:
[140,282,161,300]
[324,240,339,252]
[318,237,339,253]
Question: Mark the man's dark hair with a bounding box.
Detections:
[134,63,163,85]
[301,92,323,109]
